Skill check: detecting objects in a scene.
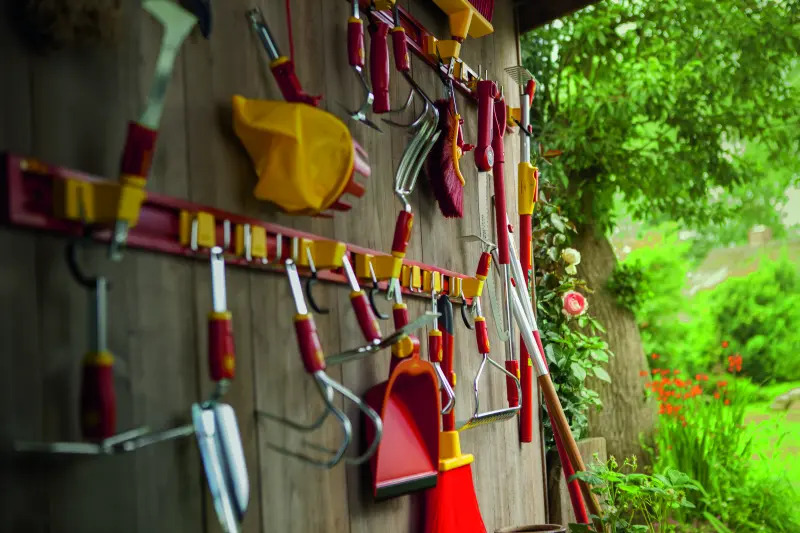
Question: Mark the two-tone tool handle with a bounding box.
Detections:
[80,278,117,441]
[208,248,236,382]
[390,21,411,74]
[347,9,366,69]
[492,97,510,265]
[370,20,391,113]
[437,295,456,432]
[285,261,328,374]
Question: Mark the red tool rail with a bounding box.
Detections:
[356,1,479,102]
[0,153,474,300]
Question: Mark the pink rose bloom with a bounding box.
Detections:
[562,290,587,317]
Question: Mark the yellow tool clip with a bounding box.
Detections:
[401,265,422,291]
[55,178,147,230]
[448,276,462,298]
[422,271,442,293]
[355,251,402,281]
[234,224,267,260]
[179,211,216,250]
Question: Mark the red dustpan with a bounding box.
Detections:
[365,290,441,500]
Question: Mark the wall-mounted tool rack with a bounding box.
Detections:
[356,1,481,101]
[0,153,484,302]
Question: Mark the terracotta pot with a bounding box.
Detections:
[495,526,567,533]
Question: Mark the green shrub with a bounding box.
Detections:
[708,254,800,383]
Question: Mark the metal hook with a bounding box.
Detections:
[460,290,475,330]
[303,246,329,315]
[367,263,390,320]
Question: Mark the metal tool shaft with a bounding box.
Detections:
[210,247,227,313]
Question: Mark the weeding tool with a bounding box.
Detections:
[257,260,382,468]
[364,279,441,500]
[339,0,382,132]
[456,256,521,431]
[247,8,321,106]
[109,0,196,260]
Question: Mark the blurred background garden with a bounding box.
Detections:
[519,0,799,530]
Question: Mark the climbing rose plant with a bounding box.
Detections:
[532,174,613,446]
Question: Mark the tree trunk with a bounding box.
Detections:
[573,217,655,462]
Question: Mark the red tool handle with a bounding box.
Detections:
[556,425,590,523]
[271,59,322,107]
[429,330,442,363]
[474,316,491,354]
[391,27,410,73]
[525,79,536,106]
[493,99,510,264]
[392,303,409,330]
[370,20,391,113]
[505,360,520,408]
[519,213,534,442]
[350,290,382,343]
[439,295,456,432]
[119,121,158,180]
[208,311,235,381]
[80,354,117,441]
[391,210,414,258]
[474,80,497,172]
[294,314,326,373]
[476,251,492,279]
[348,18,365,68]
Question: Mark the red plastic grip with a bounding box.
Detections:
[119,121,158,179]
[271,59,322,107]
[391,210,414,257]
[295,316,326,373]
[474,80,497,172]
[80,358,116,441]
[525,79,536,106]
[208,313,235,381]
[493,99,510,264]
[476,251,492,279]
[370,21,391,113]
[428,330,442,362]
[442,330,456,432]
[391,27,410,73]
[392,303,409,330]
[555,423,590,523]
[505,360,520,408]
[520,354,534,442]
[348,20,365,68]
[351,290,382,343]
[475,317,490,354]
[534,329,547,372]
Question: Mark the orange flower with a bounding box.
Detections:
[722,340,729,348]
[673,369,680,375]
[690,385,702,397]
[658,404,666,415]
[639,370,649,377]
[675,379,686,388]
[724,399,731,405]
[652,353,660,360]
[714,392,721,400]
[653,369,660,375]
[661,369,671,376]
[717,380,728,388]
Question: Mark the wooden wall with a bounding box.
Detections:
[0,0,547,531]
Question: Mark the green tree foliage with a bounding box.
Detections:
[708,254,800,382]
[521,0,800,230]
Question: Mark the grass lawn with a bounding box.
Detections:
[743,381,800,492]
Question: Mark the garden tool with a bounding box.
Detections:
[430,0,494,61]
[207,247,235,401]
[109,0,196,260]
[340,0,381,132]
[256,260,382,468]
[430,291,455,415]
[504,240,604,526]
[505,66,539,444]
[368,4,414,116]
[364,279,441,500]
[247,7,320,106]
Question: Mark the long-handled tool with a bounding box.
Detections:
[424,294,487,533]
[257,260,382,468]
[238,8,370,216]
[456,256,521,430]
[364,279,441,500]
[504,237,603,527]
[340,0,382,132]
[108,0,196,260]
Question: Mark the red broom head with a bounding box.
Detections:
[427,99,464,218]
[424,465,487,533]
